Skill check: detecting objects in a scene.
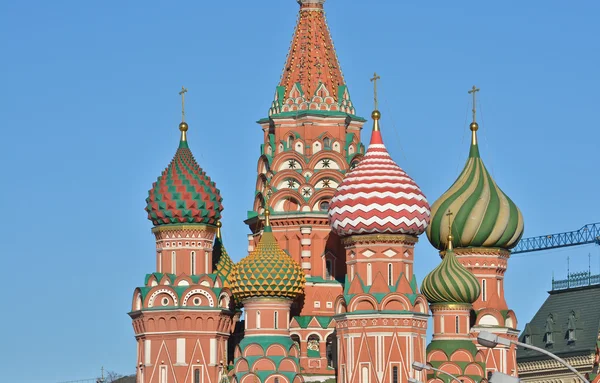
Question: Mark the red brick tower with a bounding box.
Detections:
[245,0,366,377]
[130,95,237,383]
[329,107,431,383]
[422,236,486,383]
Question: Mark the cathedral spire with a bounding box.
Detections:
[273,0,349,114]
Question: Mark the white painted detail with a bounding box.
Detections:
[302,262,312,269]
[144,340,151,365]
[210,338,217,364]
[383,249,397,257]
[300,227,312,235]
[362,250,375,258]
[302,250,311,258]
[301,238,312,246]
[176,338,186,364]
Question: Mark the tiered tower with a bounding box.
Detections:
[230,210,306,383]
[426,87,524,377]
[246,0,366,376]
[130,94,237,383]
[329,104,431,383]
[421,235,485,383]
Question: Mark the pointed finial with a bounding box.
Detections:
[446,210,454,251]
[179,86,189,142]
[468,85,480,145]
[216,221,222,239]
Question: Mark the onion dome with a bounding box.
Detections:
[213,222,235,288]
[426,112,524,250]
[421,238,480,304]
[329,110,431,236]
[230,210,305,301]
[145,121,223,226]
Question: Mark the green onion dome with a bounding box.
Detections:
[213,222,235,288]
[146,122,223,226]
[421,240,480,304]
[426,122,524,250]
[230,211,306,301]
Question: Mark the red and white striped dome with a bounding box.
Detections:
[328,111,431,237]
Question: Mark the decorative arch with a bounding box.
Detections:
[252,357,277,371]
[279,357,300,372]
[427,350,448,362]
[464,362,484,376]
[437,362,462,376]
[380,293,411,311]
[243,344,265,357]
[181,288,215,307]
[334,295,347,314]
[147,288,178,307]
[234,358,249,372]
[450,349,474,362]
[349,295,378,312]
[256,155,271,175]
[266,343,288,357]
[477,309,504,326]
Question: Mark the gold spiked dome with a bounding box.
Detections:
[230,211,305,301]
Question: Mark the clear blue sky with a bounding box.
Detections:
[1,1,599,381]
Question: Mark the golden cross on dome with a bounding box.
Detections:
[179,86,188,122]
[468,85,480,122]
[370,72,381,110]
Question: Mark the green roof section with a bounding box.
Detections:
[427,339,479,358]
[517,282,600,361]
[292,316,333,329]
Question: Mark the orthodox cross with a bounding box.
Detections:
[446,210,454,234]
[179,86,188,122]
[370,72,381,110]
[468,85,480,122]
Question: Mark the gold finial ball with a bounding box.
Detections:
[470,122,479,132]
[216,221,222,228]
[371,110,381,120]
[264,209,271,217]
[179,122,189,132]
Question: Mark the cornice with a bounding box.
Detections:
[342,233,418,246]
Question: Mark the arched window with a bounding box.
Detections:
[325,259,333,280]
[287,135,294,149]
[324,137,331,148]
[274,311,278,329]
[158,252,162,272]
[194,368,200,383]
[326,333,336,368]
[482,279,487,302]
[257,311,261,329]
[367,263,372,285]
[319,200,330,211]
[191,251,196,275]
[171,251,176,274]
[455,316,460,333]
[388,263,393,286]
[350,265,355,281]
[392,366,399,383]
[160,366,167,383]
[274,378,280,383]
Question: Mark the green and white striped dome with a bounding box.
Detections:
[421,242,480,304]
[426,123,524,250]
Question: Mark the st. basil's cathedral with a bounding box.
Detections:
[128,1,526,383]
